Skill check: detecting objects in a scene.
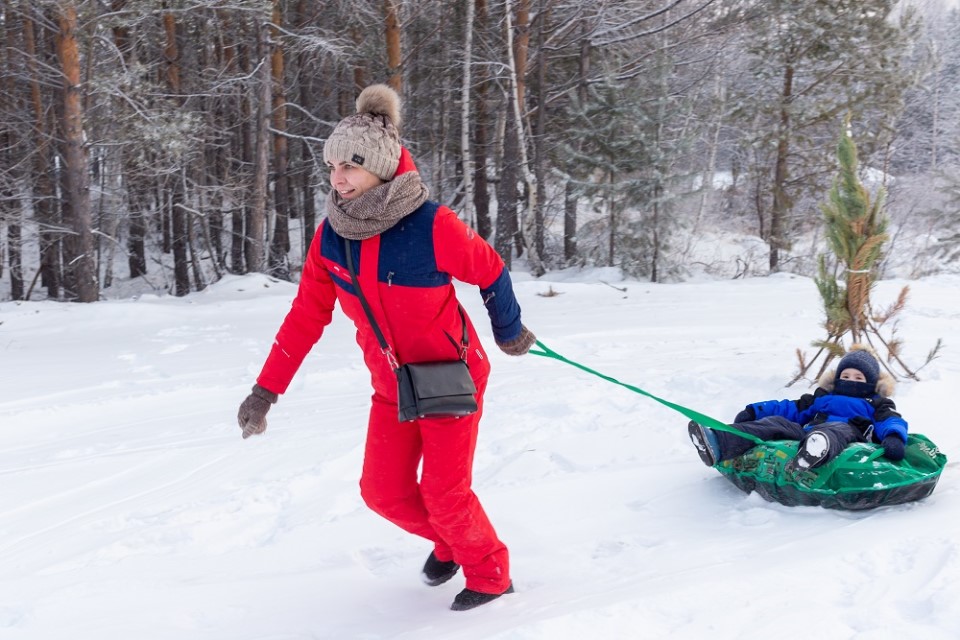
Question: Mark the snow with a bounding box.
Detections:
[2,270,958,639]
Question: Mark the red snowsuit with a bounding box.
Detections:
[256,150,522,594]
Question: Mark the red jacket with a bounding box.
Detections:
[257,153,523,399]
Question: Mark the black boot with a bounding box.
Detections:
[688,420,720,467]
[450,583,514,611]
[788,431,831,472]
[421,551,460,587]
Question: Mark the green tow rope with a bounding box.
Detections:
[529,339,764,445]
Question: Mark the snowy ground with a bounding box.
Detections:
[1,270,958,639]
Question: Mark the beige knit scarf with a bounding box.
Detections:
[326,172,429,240]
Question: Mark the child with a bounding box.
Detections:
[689,345,908,471]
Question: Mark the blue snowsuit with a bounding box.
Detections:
[714,387,909,463]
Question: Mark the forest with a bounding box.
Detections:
[0,0,958,302]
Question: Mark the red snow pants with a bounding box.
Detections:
[358,377,510,594]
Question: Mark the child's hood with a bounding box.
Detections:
[817,343,896,397]
[818,366,896,397]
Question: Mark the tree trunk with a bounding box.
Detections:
[7,222,23,300]
[459,0,476,227]
[128,201,148,278]
[384,0,402,92]
[110,1,147,279]
[513,0,529,112]
[170,188,190,296]
[495,107,519,268]
[97,152,121,290]
[1,6,23,300]
[24,9,59,298]
[432,75,450,200]
[930,59,939,171]
[296,0,318,255]
[472,0,492,240]
[769,64,794,273]
[163,9,190,296]
[606,170,615,267]
[55,2,97,302]
[247,20,271,274]
[198,24,225,275]
[530,0,548,275]
[351,26,367,92]
[564,180,577,263]
[651,183,661,283]
[234,30,253,274]
[232,205,246,273]
[693,62,724,235]
[185,174,206,292]
[504,0,540,269]
[268,1,291,280]
[561,19,592,266]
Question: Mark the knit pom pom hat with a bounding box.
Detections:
[323,84,402,181]
[817,343,896,397]
[835,345,880,387]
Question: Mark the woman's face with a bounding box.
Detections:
[328,160,385,200]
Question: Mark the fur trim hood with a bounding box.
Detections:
[817,343,896,397]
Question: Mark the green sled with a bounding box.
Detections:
[713,433,947,510]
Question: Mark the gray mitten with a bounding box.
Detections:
[496,325,536,356]
[238,384,278,439]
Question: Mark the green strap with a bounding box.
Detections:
[529,340,764,445]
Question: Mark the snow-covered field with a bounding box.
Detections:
[2,270,957,639]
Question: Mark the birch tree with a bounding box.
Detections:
[459,0,476,227]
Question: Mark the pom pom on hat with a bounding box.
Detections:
[323,84,402,181]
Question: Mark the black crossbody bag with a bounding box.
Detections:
[345,240,478,423]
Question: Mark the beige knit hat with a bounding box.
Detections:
[323,84,402,181]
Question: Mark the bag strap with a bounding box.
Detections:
[344,239,400,370]
[344,238,470,365]
[444,306,470,361]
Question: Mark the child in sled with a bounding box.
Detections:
[688,345,909,471]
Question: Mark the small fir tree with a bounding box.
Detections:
[791,121,941,385]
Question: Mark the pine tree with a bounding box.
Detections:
[792,121,940,384]
[731,0,917,273]
[558,78,653,270]
[818,120,889,344]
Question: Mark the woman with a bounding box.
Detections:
[237,84,535,611]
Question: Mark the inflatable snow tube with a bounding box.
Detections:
[714,433,947,510]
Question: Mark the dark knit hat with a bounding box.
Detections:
[323,84,401,181]
[836,348,880,387]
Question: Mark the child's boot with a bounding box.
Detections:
[688,420,721,467]
[791,431,831,470]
